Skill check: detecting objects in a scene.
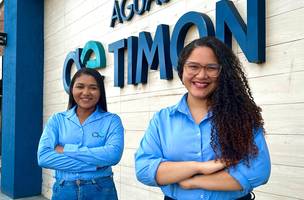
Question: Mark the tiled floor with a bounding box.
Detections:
[0,157,47,200]
[0,193,47,200]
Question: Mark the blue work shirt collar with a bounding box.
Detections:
[170,93,213,121]
[65,106,109,126]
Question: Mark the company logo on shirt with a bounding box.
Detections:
[92,132,103,138]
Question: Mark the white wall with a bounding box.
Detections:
[43,0,304,199]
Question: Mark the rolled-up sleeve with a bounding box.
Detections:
[135,113,167,186]
[228,127,271,193]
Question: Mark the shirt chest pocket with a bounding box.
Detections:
[163,133,202,161]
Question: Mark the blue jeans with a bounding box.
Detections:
[52,176,118,200]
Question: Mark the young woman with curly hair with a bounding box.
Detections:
[135,36,270,200]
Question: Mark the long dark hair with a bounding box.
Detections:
[67,68,107,112]
[178,36,264,166]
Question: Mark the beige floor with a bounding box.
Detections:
[0,158,47,200]
[0,193,47,200]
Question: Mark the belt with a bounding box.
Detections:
[58,176,111,186]
[236,192,255,200]
[164,192,255,200]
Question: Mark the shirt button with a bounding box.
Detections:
[200,194,204,199]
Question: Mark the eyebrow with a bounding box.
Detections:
[185,61,218,64]
[74,83,98,87]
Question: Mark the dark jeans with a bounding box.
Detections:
[164,192,255,200]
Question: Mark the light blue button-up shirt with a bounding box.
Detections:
[38,106,124,181]
[135,94,271,200]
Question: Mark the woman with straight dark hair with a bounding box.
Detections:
[38,68,124,200]
[135,37,270,200]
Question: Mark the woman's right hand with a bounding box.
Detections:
[198,160,226,175]
[55,145,64,154]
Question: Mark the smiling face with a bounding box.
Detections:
[72,74,101,112]
[182,46,219,102]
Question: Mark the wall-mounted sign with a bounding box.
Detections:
[63,0,265,92]
[110,0,171,27]
[62,41,106,92]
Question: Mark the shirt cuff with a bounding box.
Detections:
[136,157,167,187]
[227,167,251,193]
[63,144,79,153]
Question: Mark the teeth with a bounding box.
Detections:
[194,82,208,87]
[197,82,206,85]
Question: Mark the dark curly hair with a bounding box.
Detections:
[177,36,264,167]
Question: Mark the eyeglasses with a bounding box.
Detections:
[184,61,221,77]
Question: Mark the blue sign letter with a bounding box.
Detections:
[170,11,215,69]
[108,39,127,87]
[134,0,146,15]
[216,0,265,63]
[62,49,84,93]
[80,41,106,69]
[120,0,135,21]
[127,36,138,84]
[136,24,172,84]
[110,0,123,27]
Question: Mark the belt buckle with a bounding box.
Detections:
[76,179,81,186]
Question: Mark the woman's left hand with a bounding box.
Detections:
[55,145,64,154]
